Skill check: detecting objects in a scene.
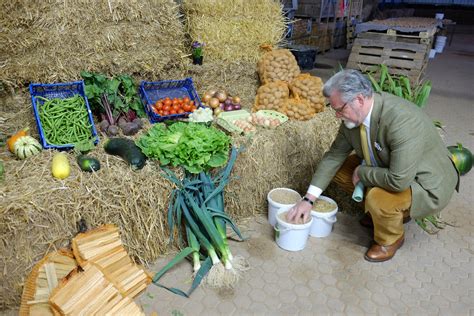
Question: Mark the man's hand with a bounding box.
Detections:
[286,195,314,223]
[352,165,361,186]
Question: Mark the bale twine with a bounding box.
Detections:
[182,0,288,63]
[0,0,187,89]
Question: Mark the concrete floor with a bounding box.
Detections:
[138,32,474,315]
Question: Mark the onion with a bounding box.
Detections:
[233,103,242,110]
[219,103,225,110]
[232,96,241,104]
[208,90,217,97]
[209,98,220,109]
[215,91,228,103]
[224,105,234,111]
[213,108,223,116]
[202,93,212,103]
[224,99,232,106]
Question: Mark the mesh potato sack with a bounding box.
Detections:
[289,73,325,113]
[284,95,316,121]
[253,81,290,113]
[257,49,301,85]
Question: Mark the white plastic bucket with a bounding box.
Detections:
[267,188,301,227]
[274,205,312,251]
[310,196,338,238]
[435,13,444,20]
[429,49,436,59]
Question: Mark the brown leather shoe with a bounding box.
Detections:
[364,235,405,262]
[359,214,411,228]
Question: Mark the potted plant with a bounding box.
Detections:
[192,41,204,65]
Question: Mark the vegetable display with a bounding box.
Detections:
[13,136,42,159]
[188,107,214,123]
[7,128,29,153]
[448,143,472,176]
[81,71,145,136]
[153,147,247,296]
[104,138,147,170]
[151,96,197,117]
[257,48,301,85]
[37,95,94,145]
[52,152,71,179]
[137,122,231,174]
[77,155,101,172]
[201,90,242,116]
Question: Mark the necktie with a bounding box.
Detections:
[360,124,372,167]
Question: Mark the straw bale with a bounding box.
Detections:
[0,0,187,88]
[182,0,287,63]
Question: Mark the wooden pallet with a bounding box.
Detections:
[359,28,436,45]
[346,32,430,83]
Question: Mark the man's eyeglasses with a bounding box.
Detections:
[333,101,350,114]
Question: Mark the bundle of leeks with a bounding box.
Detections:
[152,146,248,297]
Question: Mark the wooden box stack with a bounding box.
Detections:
[72,224,151,299]
[49,264,144,315]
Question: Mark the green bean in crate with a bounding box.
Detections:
[36,95,94,146]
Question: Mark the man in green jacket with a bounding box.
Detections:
[287,69,459,262]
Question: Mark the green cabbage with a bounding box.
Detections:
[137,122,231,173]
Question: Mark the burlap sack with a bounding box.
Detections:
[289,73,325,113]
[253,80,290,113]
[257,49,300,85]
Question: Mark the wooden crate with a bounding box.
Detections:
[346,32,431,83]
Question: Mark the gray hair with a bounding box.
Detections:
[323,69,373,103]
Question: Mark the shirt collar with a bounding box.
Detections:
[363,97,375,128]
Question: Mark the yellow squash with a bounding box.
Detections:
[52,153,70,179]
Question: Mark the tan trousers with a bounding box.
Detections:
[333,155,411,245]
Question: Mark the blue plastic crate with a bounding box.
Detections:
[139,77,203,123]
[29,80,99,150]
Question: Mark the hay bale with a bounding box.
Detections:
[0,0,187,89]
[182,0,287,63]
[0,87,340,308]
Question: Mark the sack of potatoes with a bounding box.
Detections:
[289,74,325,114]
[283,96,316,121]
[253,81,290,113]
[257,49,300,85]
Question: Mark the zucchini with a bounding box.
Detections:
[104,138,146,170]
[77,155,101,172]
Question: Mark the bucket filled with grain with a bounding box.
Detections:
[310,195,338,238]
[267,188,302,226]
[274,205,313,252]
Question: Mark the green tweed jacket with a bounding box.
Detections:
[311,92,459,219]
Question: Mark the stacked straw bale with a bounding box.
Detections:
[0,89,341,308]
[0,0,187,89]
[182,0,288,63]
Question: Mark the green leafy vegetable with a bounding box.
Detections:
[81,71,145,119]
[137,122,231,173]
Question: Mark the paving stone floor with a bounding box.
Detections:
[139,32,474,315]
